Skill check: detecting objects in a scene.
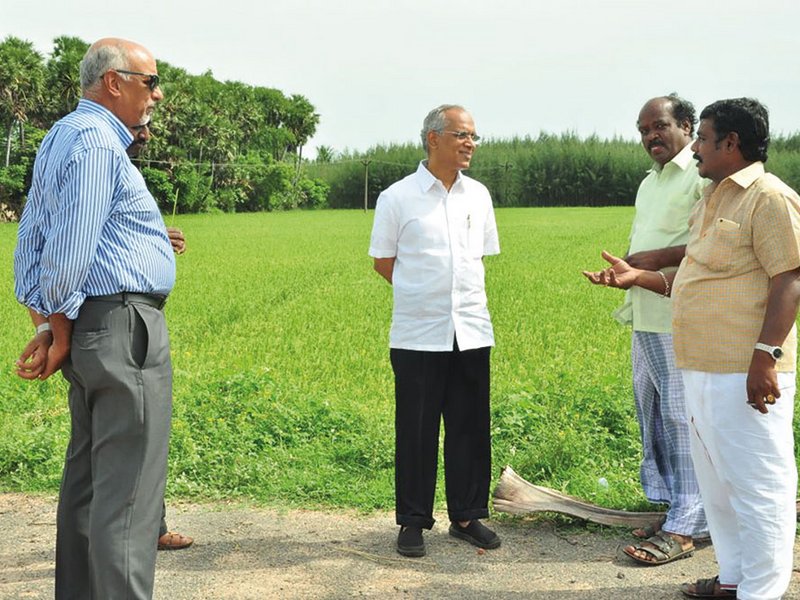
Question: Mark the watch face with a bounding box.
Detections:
[774,348,784,359]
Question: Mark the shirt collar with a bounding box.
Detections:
[76,99,135,147]
[415,160,464,193]
[651,141,695,173]
[727,162,765,189]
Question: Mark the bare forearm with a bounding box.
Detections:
[626,245,686,271]
[373,257,395,284]
[634,269,676,296]
[756,268,800,346]
[27,307,48,328]
[49,313,73,348]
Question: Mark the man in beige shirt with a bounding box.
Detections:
[585,97,800,600]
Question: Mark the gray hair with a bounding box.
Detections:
[420,104,465,152]
[79,43,130,95]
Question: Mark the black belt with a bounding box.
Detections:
[85,293,168,310]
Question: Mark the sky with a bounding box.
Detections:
[3,0,799,157]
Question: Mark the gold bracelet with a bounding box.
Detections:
[656,270,670,297]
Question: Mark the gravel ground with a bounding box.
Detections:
[2,492,800,599]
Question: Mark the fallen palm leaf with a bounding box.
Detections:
[492,466,663,528]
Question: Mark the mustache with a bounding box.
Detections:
[648,141,665,151]
[693,153,702,163]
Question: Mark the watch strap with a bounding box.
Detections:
[754,342,783,359]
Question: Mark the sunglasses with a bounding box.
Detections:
[113,69,161,91]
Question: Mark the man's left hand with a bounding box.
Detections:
[15,331,53,380]
[167,227,186,254]
[746,351,780,414]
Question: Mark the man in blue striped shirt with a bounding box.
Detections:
[14,38,173,600]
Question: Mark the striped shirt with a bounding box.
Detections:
[672,162,800,372]
[14,99,175,319]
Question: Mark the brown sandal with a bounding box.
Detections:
[158,531,194,551]
[622,531,694,566]
[681,575,736,598]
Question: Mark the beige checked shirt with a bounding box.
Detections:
[672,162,800,372]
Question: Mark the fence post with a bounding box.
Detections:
[362,159,371,212]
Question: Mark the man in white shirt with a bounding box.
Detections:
[369,104,501,557]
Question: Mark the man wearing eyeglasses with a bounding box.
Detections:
[369,104,501,557]
[14,38,171,599]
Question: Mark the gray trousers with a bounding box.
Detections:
[56,298,172,600]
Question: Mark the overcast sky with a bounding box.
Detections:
[3,0,799,156]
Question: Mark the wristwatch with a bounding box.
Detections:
[755,342,784,360]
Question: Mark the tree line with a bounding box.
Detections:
[309,132,800,209]
[3,35,799,218]
[0,35,327,219]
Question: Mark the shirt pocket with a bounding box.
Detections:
[466,214,486,258]
[704,218,742,270]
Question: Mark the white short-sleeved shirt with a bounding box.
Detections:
[369,161,500,351]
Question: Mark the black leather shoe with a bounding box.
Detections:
[397,526,425,557]
[449,520,501,549]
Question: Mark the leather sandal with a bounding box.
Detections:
[158,531,194,551]
[622,531,694,566]
[681,575,736,598]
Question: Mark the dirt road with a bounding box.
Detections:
[2,493,799,599]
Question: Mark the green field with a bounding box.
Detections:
[1,208,690,513]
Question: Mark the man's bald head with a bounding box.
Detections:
[81,38,143,96]
[78,38,163,129]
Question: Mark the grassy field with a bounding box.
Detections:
[1,208,674,513]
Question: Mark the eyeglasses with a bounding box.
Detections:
[113,69,161,91]
[441,130,481,143]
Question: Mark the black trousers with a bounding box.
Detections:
[390,342,492,529]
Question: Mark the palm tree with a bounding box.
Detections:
[315,145,335,163]
[0,36,45,167]
[44,36,88,122]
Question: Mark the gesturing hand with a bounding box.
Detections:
[582,250,641,290]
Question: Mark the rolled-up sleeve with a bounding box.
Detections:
[14,191,46,314]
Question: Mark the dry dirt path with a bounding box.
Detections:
[2,493,800,599]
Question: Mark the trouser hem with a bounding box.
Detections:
[447,508,489,523]
[396,515,435,530]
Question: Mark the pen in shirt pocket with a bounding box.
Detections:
[467,214,471,230]
[716,217,740,231]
